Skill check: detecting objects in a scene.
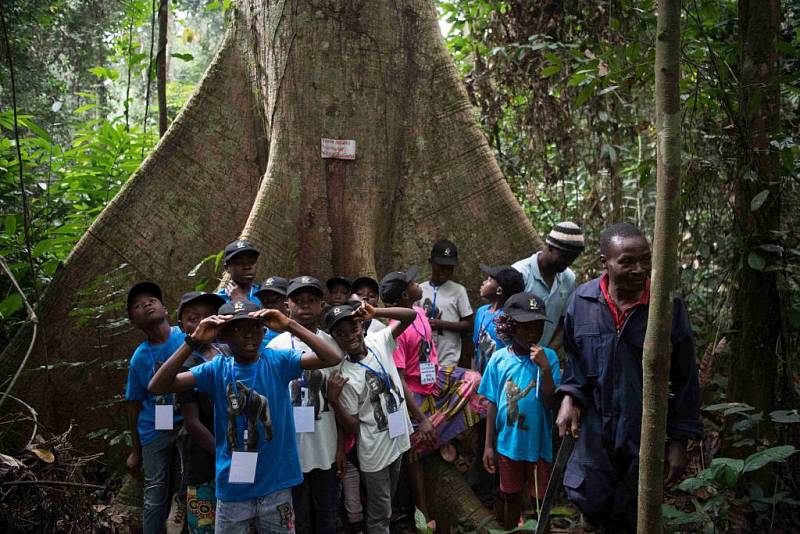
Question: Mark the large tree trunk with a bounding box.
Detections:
[727,0,782,412]
[0,0,539,456]
[157,0,168,137]
[637,0,681,531]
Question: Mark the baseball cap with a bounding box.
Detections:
[287,276,324,298]
[480,264,525,297]
[323,303,358,331]
[430,239,459,266]
[546,222,585,253]
[218,299,261,324]
[352,276,380,295]
[503,292,549,322]
[127,281,163,312]
[326,276,352,293]
[255,276,289,299]
[379,266,419,304]
[177,291,225,320]
[223,239,260,264]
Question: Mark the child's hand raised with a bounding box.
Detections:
[249,309,291,332]
[192,315,232,344]
[353,302,376,322]
[529,344,550,371]
[327,371,349,402]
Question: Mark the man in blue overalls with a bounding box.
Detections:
[556,223,702,532]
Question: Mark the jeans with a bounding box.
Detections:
[142,430,178,534]
[292,465,339,534]
[215,488,295,533]
[361,456,402,534]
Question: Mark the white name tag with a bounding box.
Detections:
[419,362,436,386]
[294,406,315,433]
[155,404,174,430]
[388,410,407,439]
[229,451,259,484]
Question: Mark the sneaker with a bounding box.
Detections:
[165,494,186,534]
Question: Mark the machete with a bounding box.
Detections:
[535,434,575,534]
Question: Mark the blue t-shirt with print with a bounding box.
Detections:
[477,346,561,462]
[124,326,185,446]
[215,285,263,308]
[472,304,506,373]
[190,347,303,502]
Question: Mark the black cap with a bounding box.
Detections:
[324,303,358,331]
[379,266,419,304]
[503,292,548,322]
[127,281,163,312]
[177,291,225,320]
[430,239,459,266]
[326,276,352,293]
[223,239,260,264]
[480,264,525,297]
[352,276,380,295]
[287,276,324,298]
[255,276,289,298]
[218,299,261,323]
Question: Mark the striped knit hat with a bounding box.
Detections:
[546,222,585,253]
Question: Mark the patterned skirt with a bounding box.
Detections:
[410,366,487,457]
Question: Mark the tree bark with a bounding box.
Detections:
[0,0,540,455]
[637,0,681,531]
[727,0,783,413]
[157,0,168,137]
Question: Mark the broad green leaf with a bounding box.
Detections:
[0,293,23,318]
[170,53,194,62]
[770,410,800,423]
[748,252,766,271]
[743,445,797,473]
[74,103,97,114]
[750,189,769,211]
[541,65,562,77]
[575,83,595,107]
[4,214,16,235]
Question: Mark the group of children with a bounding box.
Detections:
[125,228,586,534]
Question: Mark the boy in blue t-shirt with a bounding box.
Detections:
[472,264,524,373]
[124,281,186,534]
[477,292,561,530]
[216,239,263,306]
[148,300,342,533]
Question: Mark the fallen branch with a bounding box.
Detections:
[0,480,105,490]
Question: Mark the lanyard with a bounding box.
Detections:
[478,309,497,339]
[409,315,430,345]
[431,284,439,317]
[355,347,394,393]
[147,343,174,406]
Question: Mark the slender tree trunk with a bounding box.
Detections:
[727,0,782,413]
[637,0,681,531]
[157,0,168,137]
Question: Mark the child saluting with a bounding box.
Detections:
[478,293,561,530]
[149,300,341,533]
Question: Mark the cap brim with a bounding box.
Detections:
[288,284,324,297]
[327,312,356,330]
[352,277,380,292]
[507,312,550,323]
[179,293,225,317]
[224,248,260,263]
[431,257,458,266]
[404,265,420,282]
[128,282,163,309]
[255,287,287,298]
[326,278,352,291]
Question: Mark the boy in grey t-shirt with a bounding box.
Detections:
[416,239,473,368]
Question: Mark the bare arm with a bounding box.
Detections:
[181,401,215,456]
[398,368,435,445]
[531,345,556,409]
[327,372,359,435]
[289,320,342,370]
[126,401,143,473]
[430,315,473,334]
[148,315,230,394]
[483,401,498,474]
